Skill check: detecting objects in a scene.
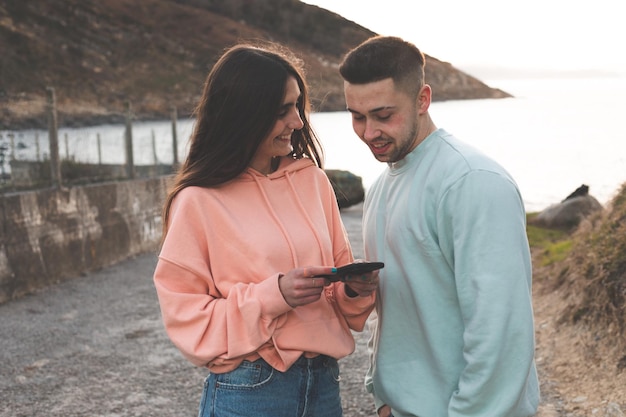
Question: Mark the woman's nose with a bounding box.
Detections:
[289,109,304,130]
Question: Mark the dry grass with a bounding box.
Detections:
[531,183,626,415]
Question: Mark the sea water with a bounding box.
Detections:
[2,77,625,212]
[315,77,626,212]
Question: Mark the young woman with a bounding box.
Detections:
[153,42,379,417]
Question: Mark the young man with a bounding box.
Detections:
[339,36,540,417]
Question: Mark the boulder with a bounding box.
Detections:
[325,169,365,209]
[562,184,590,201]
[532,184,603,229]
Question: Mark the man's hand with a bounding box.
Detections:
[377,404,392,417]
[343,269,379,297]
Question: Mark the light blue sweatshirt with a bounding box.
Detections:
[363,129,540,417]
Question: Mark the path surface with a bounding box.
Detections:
[1,203,574,417]
[0,204,375,417]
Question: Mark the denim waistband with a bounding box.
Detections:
[292,354,336,369]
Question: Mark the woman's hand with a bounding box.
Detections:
[278,266,334,307]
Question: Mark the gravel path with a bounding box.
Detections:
[0,204,376,417]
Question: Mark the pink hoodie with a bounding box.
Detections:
[154,157,375,373]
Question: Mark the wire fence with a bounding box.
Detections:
[1,88,192,193]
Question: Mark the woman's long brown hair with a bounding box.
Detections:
[161,41,324,242]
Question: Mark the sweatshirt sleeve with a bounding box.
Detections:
[438,171,537,416]
[364,311,385,411]
[153,192,293,368]
[334,282,376,331]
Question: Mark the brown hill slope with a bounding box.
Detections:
[0,0,510,130]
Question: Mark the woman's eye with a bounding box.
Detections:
[278,104,298,118]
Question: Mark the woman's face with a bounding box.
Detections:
[249,76,304,175]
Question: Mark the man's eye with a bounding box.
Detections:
[377,114,391,121]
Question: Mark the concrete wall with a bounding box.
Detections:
[0,177,171,303]
[9,160,174,188]
[0,170,363,304]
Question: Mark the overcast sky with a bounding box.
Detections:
[303,0,626,78]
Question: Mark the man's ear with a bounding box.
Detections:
[417,84,432,114]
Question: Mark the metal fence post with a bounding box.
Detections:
[46,87,62,188]
[124,101,135,179]
[97,133,102,165]
[8,133,15,161]
[0,134,7,183]
[35,133,41,161]
[171,106,179,168]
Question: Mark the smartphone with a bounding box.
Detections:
[315,261,384,282]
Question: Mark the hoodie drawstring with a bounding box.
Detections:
[250,170,330,268]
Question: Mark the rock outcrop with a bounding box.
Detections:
[531,184,604,229]
[326,169,365,209]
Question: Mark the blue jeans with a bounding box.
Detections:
[197,355,343,417]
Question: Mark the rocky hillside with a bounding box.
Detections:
[0,0,511,130]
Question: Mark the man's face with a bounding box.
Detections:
[344,78,420,163]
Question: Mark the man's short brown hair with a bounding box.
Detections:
[339,36,426,99]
